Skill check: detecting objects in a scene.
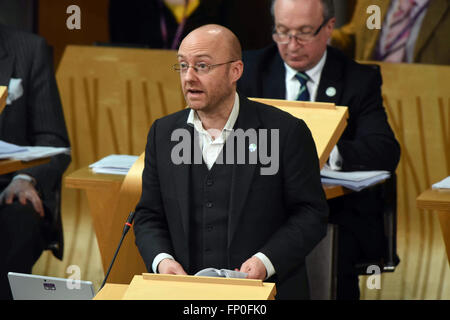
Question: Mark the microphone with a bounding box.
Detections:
[99,211,136,291]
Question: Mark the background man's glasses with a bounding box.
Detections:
[272,18,330,44]
[173,61,237,75]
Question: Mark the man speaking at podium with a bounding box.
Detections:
[133,24,329,299]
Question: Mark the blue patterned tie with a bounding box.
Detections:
[295,72,310,101]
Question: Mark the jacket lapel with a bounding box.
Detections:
[0,29,13,133]
[170,111,193,242]
[413,0,448,61]
[0,31,14,87]
[316,47,344,105]
[227,96,261,247]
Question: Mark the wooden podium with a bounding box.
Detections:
[95,273,276,300]
[250,98,348,169]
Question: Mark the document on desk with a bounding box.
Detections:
[432,176,450,190]
[89,154,139,175]
[0,140,28,155]
[321,168,390,192]
[0,140,70,161]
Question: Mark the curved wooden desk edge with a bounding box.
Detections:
[0,157,50,175]
[416,188,450,211]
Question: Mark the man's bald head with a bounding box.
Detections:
[176,24,244,116]
[180,24,242,61]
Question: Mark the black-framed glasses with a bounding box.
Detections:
[272,18,330,44]
[173,61,237,74]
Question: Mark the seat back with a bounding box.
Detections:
[305,224,338,300]
[354,175,400,275]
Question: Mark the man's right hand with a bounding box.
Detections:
[158,258,188,275]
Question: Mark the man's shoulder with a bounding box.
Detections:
[0,24,46,49]
[327,46,381,78]
[242,44,282,70]
[152,108,190,130]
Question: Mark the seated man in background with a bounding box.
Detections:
[133,24,329,299]
[0,24,71,300]
[238,0,401,299]
[331,0,449,64]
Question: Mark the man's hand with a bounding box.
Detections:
[239,256,267,280]
[0,179,44,217]
[158,258,188,275]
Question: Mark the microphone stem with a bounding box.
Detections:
[99,230,127,291]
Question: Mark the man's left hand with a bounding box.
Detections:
[0,179,44,217]
[239,256,267,280]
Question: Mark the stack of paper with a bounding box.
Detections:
[89,154,139,175]
[0,140,70,161]
[0,140,28,156]
[321,168,390,192]
[432,176,450,190]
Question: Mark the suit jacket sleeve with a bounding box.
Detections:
[337,67,400,172]
[17,35,71,207]
[134,119,175,272]
[258,117,329,281]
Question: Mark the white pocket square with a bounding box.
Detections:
[6,78,23,105]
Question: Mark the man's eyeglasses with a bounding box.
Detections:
[173,61,237,75]
[272,18,330,44]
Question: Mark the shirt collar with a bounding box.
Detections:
[187,92,240,136]
[284,50,327,85]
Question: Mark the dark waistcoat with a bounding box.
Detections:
[188,147,233,274]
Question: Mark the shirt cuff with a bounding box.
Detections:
[12,173,36,186]
[328,145,343,171]
[152,253,175,273]
[254,252,276,280]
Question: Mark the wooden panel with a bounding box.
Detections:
[56,45,183,169]
[0,86,7,112]
[359,62,450,300]
[38,0,109,67]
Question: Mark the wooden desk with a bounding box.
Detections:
[0,158,50,175]
[65,167,125,272]
[93,284,128,300]
[417,188,450,263]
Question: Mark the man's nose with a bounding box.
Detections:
[183,66,198,80]
[287,36,303,51]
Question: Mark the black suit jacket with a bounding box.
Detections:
[238,45,401,260]
[134,95,329,299]
[0,25,71,259]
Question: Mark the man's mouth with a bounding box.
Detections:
[186,89,204,96]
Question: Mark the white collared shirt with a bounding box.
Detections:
[187,92,240,170]
[284,50,327,102]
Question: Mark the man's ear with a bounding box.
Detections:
[231,60,244,83]
[326,17,336,35]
